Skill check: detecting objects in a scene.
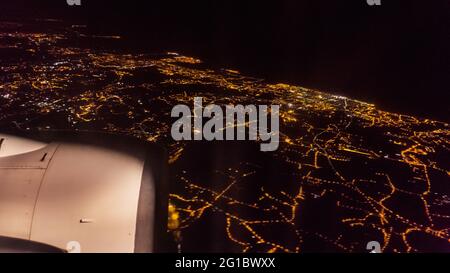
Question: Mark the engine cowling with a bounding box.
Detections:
[0,132,168,253]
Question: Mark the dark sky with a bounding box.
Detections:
[1,0,449,121]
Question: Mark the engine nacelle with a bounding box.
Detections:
[0,132,167,253]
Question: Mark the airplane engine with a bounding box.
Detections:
[0,132,168,253]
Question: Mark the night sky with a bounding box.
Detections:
[1,0,449,121]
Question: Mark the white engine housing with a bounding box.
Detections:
[0,133,166,253]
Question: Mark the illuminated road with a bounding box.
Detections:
[0,21,449,252]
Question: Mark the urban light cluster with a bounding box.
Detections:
[0,21,449,252]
